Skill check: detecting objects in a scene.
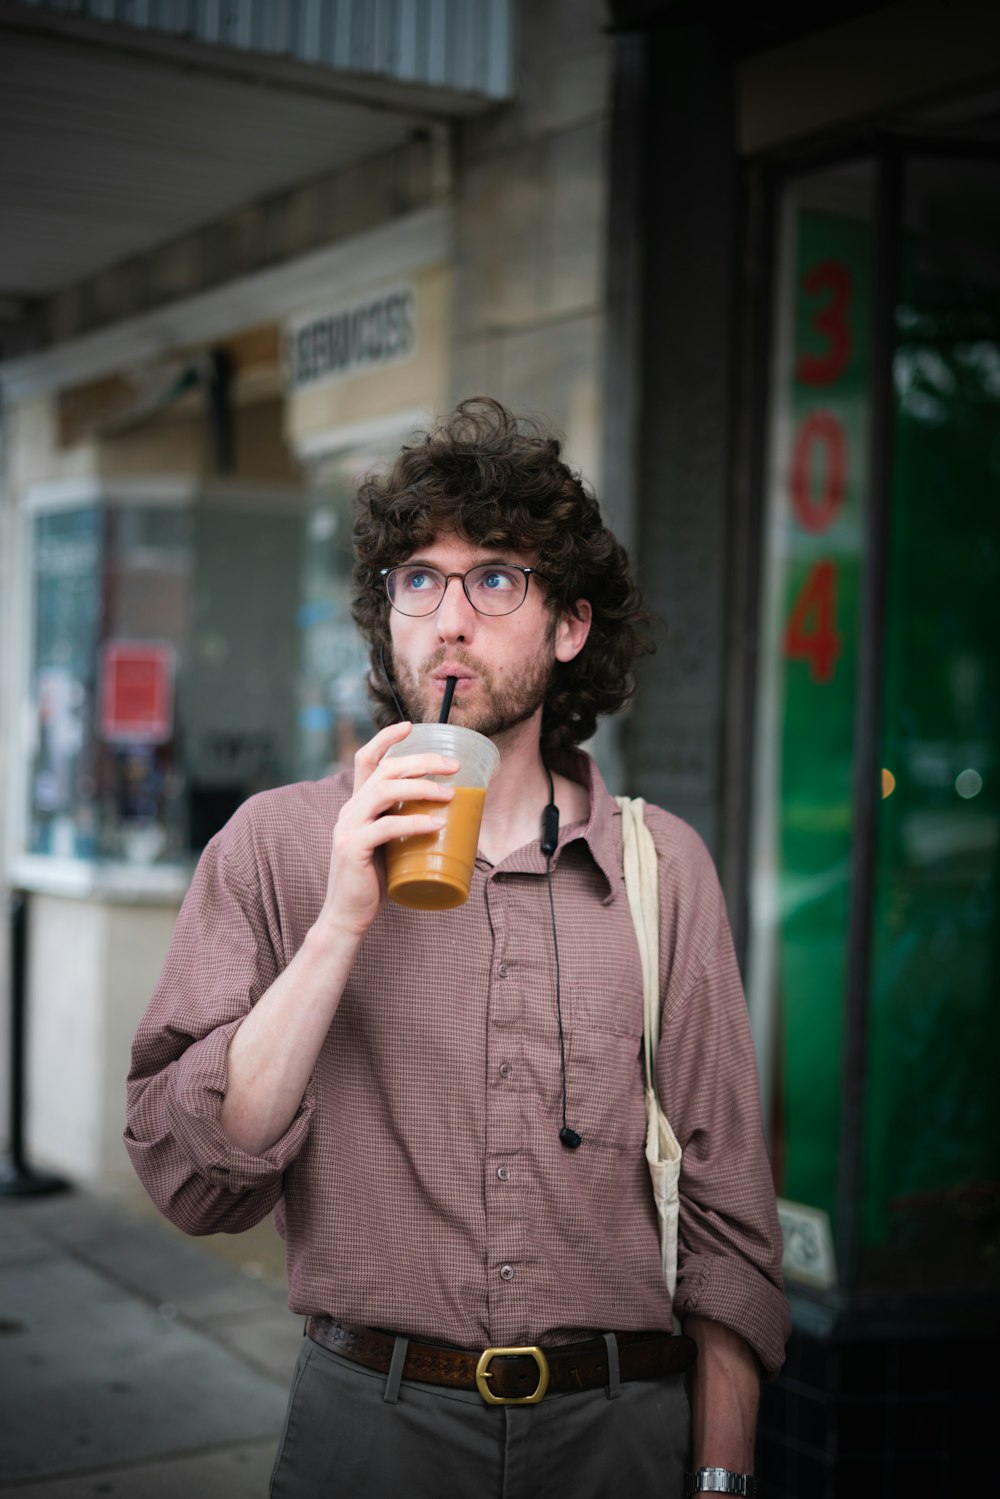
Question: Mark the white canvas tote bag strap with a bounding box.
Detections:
[617,796,683,1305]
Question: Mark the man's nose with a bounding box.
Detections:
[434,574,477,640]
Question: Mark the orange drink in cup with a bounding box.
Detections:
[383,723,499,910]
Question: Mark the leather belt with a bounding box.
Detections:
[306,1316,696,1405]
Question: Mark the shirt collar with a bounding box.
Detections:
[488,749,623,904]
[557,748,624,905]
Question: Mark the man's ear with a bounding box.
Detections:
[555,599,592,663]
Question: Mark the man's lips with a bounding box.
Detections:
[430,669,474,690]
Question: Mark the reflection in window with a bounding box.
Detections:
[26,487,304,869]
[30,505,105,860]
[297,439,402,782]
[864,156,1000,1292]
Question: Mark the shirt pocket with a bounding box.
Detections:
[565,997,647,1153]
[527,979,646,1153]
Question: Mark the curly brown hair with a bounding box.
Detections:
[351,397,654,758]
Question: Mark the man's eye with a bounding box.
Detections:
[404,570,435,591]
[480,569,516,591]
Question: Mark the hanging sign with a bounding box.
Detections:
[101,641,175,744]
[283,285,415,392]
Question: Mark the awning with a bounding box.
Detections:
[0,0,513,312]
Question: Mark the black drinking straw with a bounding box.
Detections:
[439,675,457,724]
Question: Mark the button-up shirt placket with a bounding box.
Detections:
[483,864,527,1343]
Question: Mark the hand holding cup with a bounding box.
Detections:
[324,722,460,936]
[383,723,499,910]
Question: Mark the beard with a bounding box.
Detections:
[392,629,556,740]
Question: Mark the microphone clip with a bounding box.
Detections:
[541,803,560,857]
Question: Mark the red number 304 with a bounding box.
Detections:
[783,256,854,682]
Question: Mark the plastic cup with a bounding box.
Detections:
[383,723,499,910]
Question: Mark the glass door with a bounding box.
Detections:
[863,153,1000,1292]
[749,144,1000,1298]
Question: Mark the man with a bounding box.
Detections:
[126,398,789,1498]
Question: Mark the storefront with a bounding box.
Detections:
[610,1,1000,1488]
[0,0,613,1197]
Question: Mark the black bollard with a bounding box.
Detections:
[0,890,70,1196]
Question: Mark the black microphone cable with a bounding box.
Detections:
[379,642,408,722]
[543,764,581,1150]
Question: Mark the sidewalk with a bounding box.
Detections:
[0,1182,302,1497]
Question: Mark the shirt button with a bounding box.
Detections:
[496,1166,511,1181]
[499,1264,515,1281]
[498,963,509,977]
[498,1062,513,1079]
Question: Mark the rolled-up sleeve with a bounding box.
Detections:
[651,813,790,1378]
[124,809,315,1236]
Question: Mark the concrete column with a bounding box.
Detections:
[627,23,738,857]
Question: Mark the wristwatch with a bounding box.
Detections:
[686,1469,757,1496]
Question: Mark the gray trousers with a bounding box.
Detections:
[270,1333,691,1498]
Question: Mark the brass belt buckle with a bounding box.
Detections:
[475,1345,551,1405]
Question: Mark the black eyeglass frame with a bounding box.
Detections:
[379,563,551,618]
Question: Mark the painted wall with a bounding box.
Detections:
[26,895,179,1181]
[451,0,612,496]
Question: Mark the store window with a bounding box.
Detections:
[297,427,412,781]
[20,482,302,884]
[864,155,1000,1293]
[28,498,192,867]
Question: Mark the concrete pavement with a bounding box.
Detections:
[0,1184,302,1497]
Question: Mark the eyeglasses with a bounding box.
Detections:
[380,563,549,618]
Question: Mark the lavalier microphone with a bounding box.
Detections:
[541,802,560,857]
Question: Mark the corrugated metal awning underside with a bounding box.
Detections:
[0,0,513,298]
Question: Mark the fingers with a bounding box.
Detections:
[379,753,461,784]
[352,723,459,789]
[340,774,454,842]
[358,720,414,757]
[353,724,460,804]
[365,810,448,849]
[352,721,414,788]
[333,803,446,870]
[339,725,459,845]
[327,725,461,934]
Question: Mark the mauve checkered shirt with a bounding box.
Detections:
[125,754,789,1376]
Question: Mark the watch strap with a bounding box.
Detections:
[686,1469,757,1496]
